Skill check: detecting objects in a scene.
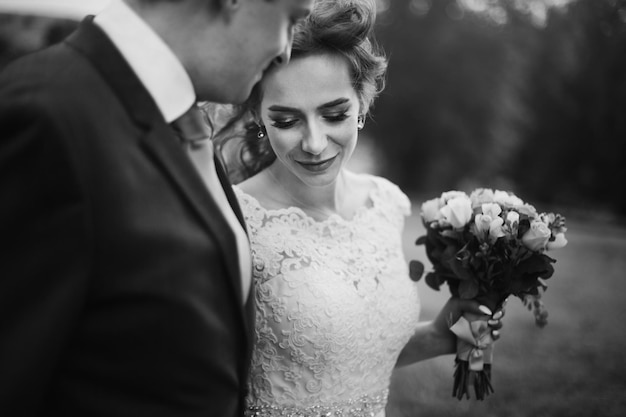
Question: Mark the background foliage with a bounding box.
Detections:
[365,0,626,219]
[1,0,624,218]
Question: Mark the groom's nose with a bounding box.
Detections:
[272,43,292,68]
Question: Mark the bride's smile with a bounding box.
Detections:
[259,53,360,189]
[295,154,338,172]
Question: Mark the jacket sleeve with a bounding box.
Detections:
[0,96,91,412]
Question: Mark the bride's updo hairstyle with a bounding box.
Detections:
[214,0,387,182]
[290,0,387,115]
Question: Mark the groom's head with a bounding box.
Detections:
[126,0,314,104]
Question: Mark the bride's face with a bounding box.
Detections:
[259,53,360,188]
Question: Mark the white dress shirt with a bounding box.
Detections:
[94,0,251,302]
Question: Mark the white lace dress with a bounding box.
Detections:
[234,174,421,417]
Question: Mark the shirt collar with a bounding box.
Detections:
[94,0,195,123]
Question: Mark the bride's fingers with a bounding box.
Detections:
[487,319,503,329]
[445,298,504,343]
[487,307,505,327]
[455,299,493,318]
[488,309,505,341]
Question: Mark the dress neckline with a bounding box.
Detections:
[233,174,382,225]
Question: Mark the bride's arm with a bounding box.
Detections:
[395,297,503,367]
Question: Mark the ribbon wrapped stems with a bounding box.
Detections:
[450,314,497,400]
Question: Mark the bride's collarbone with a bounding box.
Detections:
[240,171,376,221]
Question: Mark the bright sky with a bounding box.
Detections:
[0,0,111,19]
[458,0,578,25]
[377,0,579,26]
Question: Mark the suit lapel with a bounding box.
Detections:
[214,154,254,342]
[65,18,251,329]
[140,123,245,309]
[214,154,247,231]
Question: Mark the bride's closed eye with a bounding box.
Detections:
[270,118,298,129]
[269,112,349,129]
[323,112,349,123]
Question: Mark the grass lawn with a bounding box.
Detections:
[387,205,626,417]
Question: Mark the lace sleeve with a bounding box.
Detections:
[371,176,412,218]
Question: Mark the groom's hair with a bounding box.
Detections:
[132,0,280,12]
[131,0,224,12]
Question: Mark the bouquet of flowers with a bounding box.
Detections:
[409,188,567,400]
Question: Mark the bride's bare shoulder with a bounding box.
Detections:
[236,171,282,209]
[342,171,380,210]
[237,172,264,195]
[345,170,378,193]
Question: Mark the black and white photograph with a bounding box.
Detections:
[1,1,624,416]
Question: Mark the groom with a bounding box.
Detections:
[0,0,312,415]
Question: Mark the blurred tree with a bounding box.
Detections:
[370,0,535,196]
[369,0,626,218]
[2,1,624,217]
[509,0,626,216]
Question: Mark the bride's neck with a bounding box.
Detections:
[266,164,346,219]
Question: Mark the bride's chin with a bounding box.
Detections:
[300,174,340,189]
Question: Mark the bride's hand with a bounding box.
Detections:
[396,297,505,366]
[433,297,505,350]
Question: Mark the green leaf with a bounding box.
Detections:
[448,255,475,281]
[409,260,425,282]
[459,279,479,299]
[425,272,446,291]
[441,245,459,264]
[508,253,555,294]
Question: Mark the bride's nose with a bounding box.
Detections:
[301,123,328,155]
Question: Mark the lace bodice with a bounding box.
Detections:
[234,175,421,417]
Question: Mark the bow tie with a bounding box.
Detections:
[171,105,214,149]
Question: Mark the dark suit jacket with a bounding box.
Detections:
[0,18,254,416]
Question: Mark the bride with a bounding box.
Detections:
[216,0,503,415]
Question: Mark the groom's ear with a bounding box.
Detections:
[217,0,240,13]
[208,0,241,22]
[201,0,239,14]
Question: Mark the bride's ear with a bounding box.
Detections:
[357,115,365,130]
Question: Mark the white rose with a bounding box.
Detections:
[421,198,443,223]
[506,211,520,226]
[522,220,552,251]
[481,203,502,219]
[474,214,492,234]
[489,217,505,242]
[440,196,473,229]
[440,190,468,204]
[547,232,568,250]
[494,190,524,207]
[516,204,539,219]
[470,188,495,208]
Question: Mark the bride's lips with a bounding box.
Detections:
[296,155,338,172]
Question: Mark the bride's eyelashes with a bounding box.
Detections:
[324,112,350,123]
[269,112,351,130]
[270,118,298,129]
